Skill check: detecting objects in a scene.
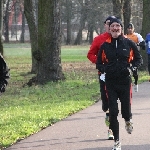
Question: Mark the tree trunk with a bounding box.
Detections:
[140,0,150,71]
[88,24,94,44]
[66,0,71,45]
[37,0,65,83]
[24,0,38,73]
[112,0,124,20]
[87,2,95,44]
[14,2,18,41]
[112,0,132,34]
[74,1,86,45]
[3,0,10,43]
[74,29,82,45]
[123,0,132,34]
[20,11,25,43]
[0,0,3,55]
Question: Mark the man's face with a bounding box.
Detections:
[127,27,134,34]
[109,22,122,38]
[104,20,111,33]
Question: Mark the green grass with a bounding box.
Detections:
[0,43,149,149]
[3,44,88,62]
[1,43,99,148]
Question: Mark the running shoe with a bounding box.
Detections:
[112,140,121,150]
[125,120,133,134]
[108,129,114,140]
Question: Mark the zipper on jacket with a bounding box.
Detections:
[116,40,118,61]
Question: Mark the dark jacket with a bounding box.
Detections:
[96,35,143,81]
[145,33,150,54]
[0,54,10,93]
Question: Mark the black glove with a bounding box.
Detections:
[130,66,138,85]
[99,66,105,74]
[130,66,137,74]
[137,41,145,50]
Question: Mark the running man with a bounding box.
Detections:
[87,16,116,140]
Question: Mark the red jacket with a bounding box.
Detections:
[87,32,111,64]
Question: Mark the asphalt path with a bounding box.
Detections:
[5,82,150,150]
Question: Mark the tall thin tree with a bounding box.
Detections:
[3,0,10,42]
[123,0,132,34]
[20,2,25,43]
[112,0,124,20]
[112,0,132,34]
[24,0,38,73]
[66,0,72,45]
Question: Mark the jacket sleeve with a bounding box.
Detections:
[145,35,148,43]
[87,37,100,64]
[138,41,145,50]
[130,40,143,68]
[136,33,144,43]
[96,44,105,73]
[0,54,10,93]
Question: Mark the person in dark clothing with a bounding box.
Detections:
[96,18,143,150]
[87,16,117,140]
[0,54,10,94]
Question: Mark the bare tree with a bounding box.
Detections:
[3,0,10,42]
[20,10,25,42]
[123,0,132,33]
[112,0,124,19]
[20,1,25,43]
[112,0,132,33]
[24,0,38,73]
[74,0,86,45]
[37,0,65,83]
[66,0,72,45]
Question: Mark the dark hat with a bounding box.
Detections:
[127,23,134,29]
[109,18,123,27]
[104,16,116,23]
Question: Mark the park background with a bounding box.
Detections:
[0,0,150,149]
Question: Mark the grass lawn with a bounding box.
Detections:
[0,43,149,149]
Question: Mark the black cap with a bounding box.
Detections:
[127,23,134,29]
[109,18,123,27]
[104,16,116,23]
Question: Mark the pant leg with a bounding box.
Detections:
[99,75,109,112]
[106,82,119,141]
[119,82,132,121]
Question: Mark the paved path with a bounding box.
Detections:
[5,82,150,150]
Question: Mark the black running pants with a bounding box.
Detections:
[106,79,132,141]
